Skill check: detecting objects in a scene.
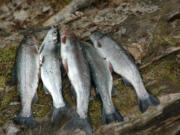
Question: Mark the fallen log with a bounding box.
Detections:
[43,0,92,26]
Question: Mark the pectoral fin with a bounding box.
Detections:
[109,62,113,72]
[122,77,132,86]
[64,59,69,73]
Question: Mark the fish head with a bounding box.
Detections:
[60,30,76,46]
[90,32,111,59]
[44,26,60,43]
[23,35,38,47]
[90,32,105,49]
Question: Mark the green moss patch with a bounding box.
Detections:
[0,46,18,88]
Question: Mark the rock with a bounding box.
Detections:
[12,0,24,6]
[13,10,29,21]
[0,21,15,32]
[130,3,159,14]
[3,122,20,135]
[93,8,128,25]
[0,4,9,12]
[9,102,20,106]
[42,6,51,13]
[126,40,148,63]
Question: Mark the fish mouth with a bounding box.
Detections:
[90,32,104,41]
[24,35,37,46]
[60,30,76,44]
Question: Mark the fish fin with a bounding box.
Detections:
[43,85,49,94]
[13,115,38,128]
[122,77,132,86]
[70,85,76,101]
[102,107,123,124]
[64,59,69,73]
[64,116,92,135]
[32,92,38,103]
[138,93,160,113]
[51,104,74,126]
[127,52,136,63]
[111,85,118,96]
[109,62,113,72]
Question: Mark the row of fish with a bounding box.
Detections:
[12,26,160,135]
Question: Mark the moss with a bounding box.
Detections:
[0,46,18,87]
[153,33,180,49]
[142,54,180,94]
[33,104,49,117]
[37,82,45,95]
[0,46,17,63]
[113,80,137,112]
[0,119,5,127]
[1,90,17,109]
[89,97,102,128]
[0,76,6,88]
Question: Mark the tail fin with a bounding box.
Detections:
[138,93,160,113]
[102,108,123,124]
[64,116,92,135]
[13,115,37,128]
[51,104,74,126]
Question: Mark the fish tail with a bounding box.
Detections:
[13,114,37,128]
[64,115,92,135]
[138,93,160,113]
[102,107,123,124]
[51,104,74,126]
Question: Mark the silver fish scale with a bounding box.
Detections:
[82,42,115,114]
[61,36,90,119]
[16,39,40,117]
[40,27,65,109]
